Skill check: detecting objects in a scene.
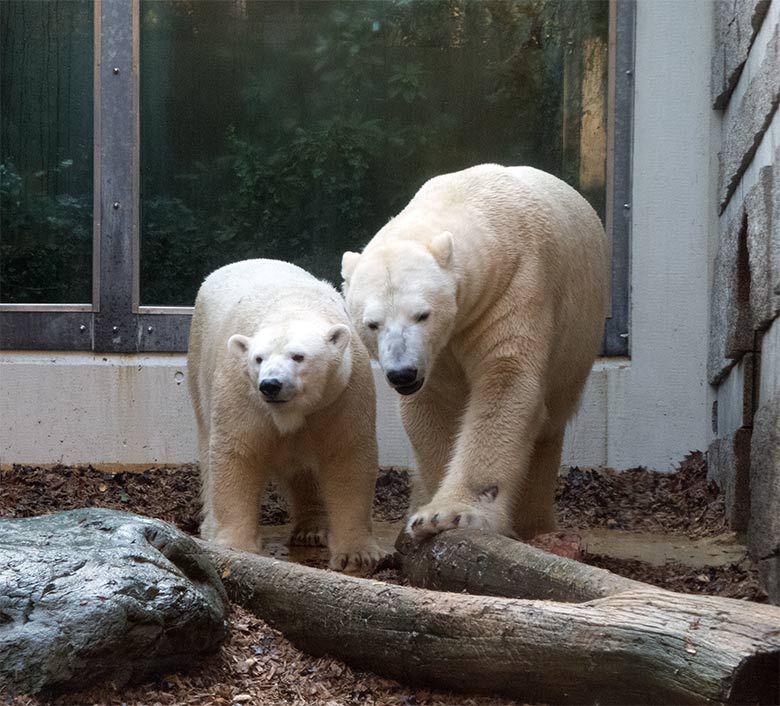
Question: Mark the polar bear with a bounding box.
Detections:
[342,165,607,541]
[187,259,387,570]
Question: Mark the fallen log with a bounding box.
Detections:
[396,528,645,601]
[197,537,780,705]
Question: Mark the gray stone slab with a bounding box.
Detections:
[715,353,755,437]
[746,166,779,330]
[708,427,752,533]
[0,509,229,697]
[748,395,780,571]
[758,316,780,408]
[719,18,780,210]
[709,205,753,384]
[757,554,780,604]
[772,146,780,316]
[712,0,771,109]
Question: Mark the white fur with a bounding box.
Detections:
[342,165,608,540]
[188,259,387,570]
[226,320,351,434]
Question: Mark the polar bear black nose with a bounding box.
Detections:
[386,367,418,386]
[259,378,283,397]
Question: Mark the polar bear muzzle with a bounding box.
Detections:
[259,377,285,402]
[386,367,424,395]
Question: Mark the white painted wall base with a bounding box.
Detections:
[0,353,664,471]
[0,1,716,473]
[4,352,613,469]
[0,353,194,468]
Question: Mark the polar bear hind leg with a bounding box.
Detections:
[511,427,564,539]
[285,468,329,547]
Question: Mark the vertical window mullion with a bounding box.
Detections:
[94,0,138,353]
[603,0,634,356]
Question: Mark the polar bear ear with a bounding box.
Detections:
[430,231,453,267]
[326,324,351,353]
[227,334,251,357]
[341,251,361,283]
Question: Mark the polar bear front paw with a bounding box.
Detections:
[406,500,494,540]
[328,538,392,573]
[289,518,328,547]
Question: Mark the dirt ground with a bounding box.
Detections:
[0,452,767,705]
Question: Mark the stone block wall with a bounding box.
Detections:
[709,0,780,603]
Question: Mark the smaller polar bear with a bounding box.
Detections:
[188,259,387,571]
[342,165,607,541]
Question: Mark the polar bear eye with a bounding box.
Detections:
[416,311,431,322]
[255,355,263,364]
[291,354,304,363]
[366,321,379,331]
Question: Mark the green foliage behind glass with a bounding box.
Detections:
[0,162,92,303]
[0,0,93,304]
[139,0,608,306]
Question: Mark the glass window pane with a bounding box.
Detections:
[140,0,607,307]
[0,0,94,304]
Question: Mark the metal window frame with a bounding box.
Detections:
[1,0,634,356]
[602,0,634,356]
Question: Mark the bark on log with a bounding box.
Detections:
[396,528,645,601]
[197,538,780,705]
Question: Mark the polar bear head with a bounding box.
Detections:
[341,232,457,395]
[228,320,352,433]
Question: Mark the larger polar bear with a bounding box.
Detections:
[188,259,387,570]
[342,165,607,540]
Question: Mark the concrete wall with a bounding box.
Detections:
[602,0,715,469]
[0,353,193,469]
[707,0,780,603]
[0,1,717,473]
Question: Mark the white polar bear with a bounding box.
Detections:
[187,259,387,571]
[342,165,607,541]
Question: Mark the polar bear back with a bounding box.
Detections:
[197,259,345,322]
[396,164,603,254]
[368,164,606,320]
[193,259,346,346]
